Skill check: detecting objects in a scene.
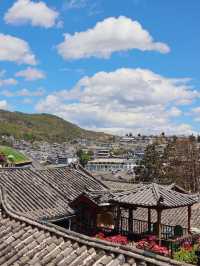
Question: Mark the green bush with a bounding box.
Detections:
[173,245,198,265]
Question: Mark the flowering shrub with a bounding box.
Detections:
[136,235,169,256]
[95,232,128,245]
[173,244,198,265]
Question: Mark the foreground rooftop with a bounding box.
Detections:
[0,190,192,266]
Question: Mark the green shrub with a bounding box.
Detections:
[173,245,198,265]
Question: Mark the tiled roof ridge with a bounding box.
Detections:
[39,163,109,190]
[73,163,109,189]
[152,183,161,202]
[160,184,196,202]
[0,188,189,266]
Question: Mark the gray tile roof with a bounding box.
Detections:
[111,183,197,208]
[102,180,141,191]
[0,191,190,266]
[0,165,106,220]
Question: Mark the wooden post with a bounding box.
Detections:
[128,207,133,234]
[115,205,121,233]
[157,209,162,244]
[148,208,151,234]
[188,205,191,234]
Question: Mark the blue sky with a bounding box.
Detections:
[0,0,200,135]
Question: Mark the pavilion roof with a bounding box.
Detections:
[111,183,197,208]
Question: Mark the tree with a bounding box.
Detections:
[160,139,200,192]
[137,144,163,183]
[76,149,91,167]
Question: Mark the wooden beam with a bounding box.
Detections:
[148,208,151,234]
[188,205,191,234]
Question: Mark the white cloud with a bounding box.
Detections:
[4,0,59,28]
[0,33,36,65]
[57,16,170,60]
[1,88,45,97]
[190,107,200,122]
[0,78,17,87]
[168,106,182,117]
[36,68,197,135]
[0,100,8,110]
[15,67,45,81]
[18,88,44,96]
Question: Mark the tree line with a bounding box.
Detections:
[135,137,200,192]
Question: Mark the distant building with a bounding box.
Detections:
[95,148,110,158]
[86,158,136,172]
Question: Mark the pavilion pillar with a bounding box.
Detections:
[115,205,121,233]
[148,208,151,234]
[188,205,191,234]
[156,209,162,244]
[128,207,133,234]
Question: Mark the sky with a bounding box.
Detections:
[0,0,200,136]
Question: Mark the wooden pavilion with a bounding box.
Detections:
[111,183,197,243]
[69,183,197,244]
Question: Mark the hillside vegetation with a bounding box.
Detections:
[0,145,31,165]
[0,110,112,143]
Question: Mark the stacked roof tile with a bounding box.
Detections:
[0,191,190,266]
[111,183,196,208]
[0,166,106,220]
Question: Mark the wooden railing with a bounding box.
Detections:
[163,233,200,256]
[119,216,188,240]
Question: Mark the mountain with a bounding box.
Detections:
[0,110,113,143]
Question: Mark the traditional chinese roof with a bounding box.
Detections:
[111,183,197,208]
[38,166,107,202]
[102,180,140,191]
[0,190,190,266]
[0,165,106,220]
[103,180,188,193]
[70,188,113,208]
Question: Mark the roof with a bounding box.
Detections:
[103,181,188,193]
[111,183,197,208]
[38,166,107,202]
[0,165,106,220]
[103,180,141,191]
[70,188,113,208]
[0,190,190,266]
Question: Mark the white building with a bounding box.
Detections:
[86,158,136,172]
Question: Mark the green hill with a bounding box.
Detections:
[0,145,31,165]
[0,110,112,143]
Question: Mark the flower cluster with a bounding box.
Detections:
[95,232,128,245]
[136,235,169,256]
[182,240,193,251]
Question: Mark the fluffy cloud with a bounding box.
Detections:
[4,0,59,28]
[36,68,197,135]
[0,33,36,65]
[57,16,170,60]
[0,100,8,110]
[15,67,45,81]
